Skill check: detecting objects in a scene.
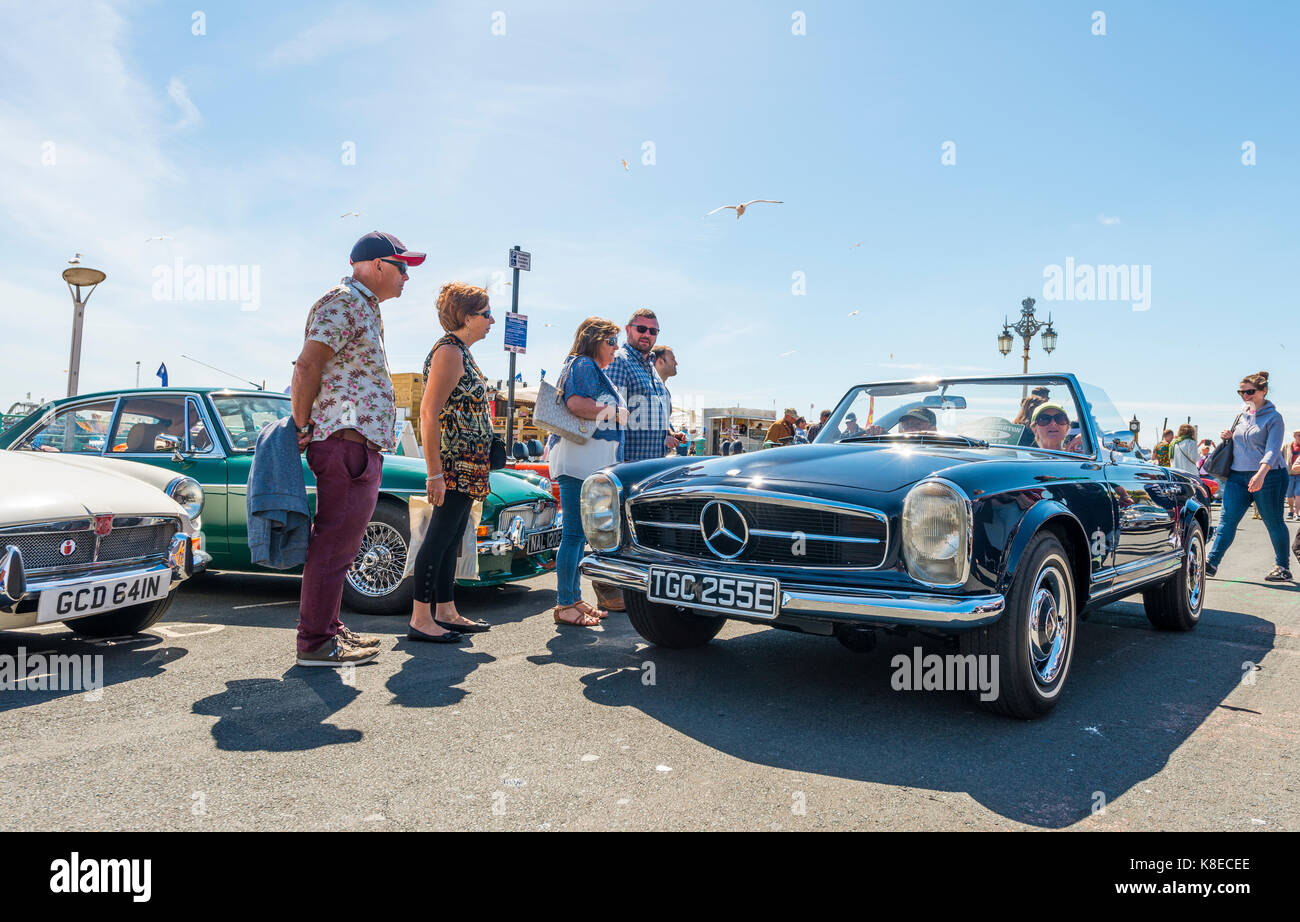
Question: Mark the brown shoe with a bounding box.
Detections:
[593,582,625,612]
[337,625,382,648]
[296,637,379,667]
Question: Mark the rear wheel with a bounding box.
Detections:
[343,501,414,616]
[625,591,725,648]
[960,532,1076,718]
[1142,521,1205,631]
[65,593,174,637]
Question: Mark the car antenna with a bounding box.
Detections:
[180,354,265,390]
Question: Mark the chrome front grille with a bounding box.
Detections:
[630,492,888,569]
[0,517,180,575]
[498,502,557,532]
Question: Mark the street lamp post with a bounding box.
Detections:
[996,297,1057,373]
[62,257,107,397]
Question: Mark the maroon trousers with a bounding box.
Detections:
[297,438,381,653]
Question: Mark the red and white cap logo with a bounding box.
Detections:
[94,514,113,537]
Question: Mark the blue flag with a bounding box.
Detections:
[540,369,546,380]
[156,363,168,386]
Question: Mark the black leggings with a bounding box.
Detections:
[412,490,474,604]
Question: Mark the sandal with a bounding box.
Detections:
[553,605,600,628]
[574,600,609,620]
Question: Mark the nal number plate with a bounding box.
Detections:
[647,565,779,619]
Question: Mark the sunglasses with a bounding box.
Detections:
[1238,388,1258,396]
[632,324,659,335]
[603,336,619,347]
[380,258,408,277]
[1034,413,1070,426]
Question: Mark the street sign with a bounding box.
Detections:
[508,249,531,271]
[504,312,528,354]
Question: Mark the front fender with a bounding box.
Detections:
[997,499,1090,596]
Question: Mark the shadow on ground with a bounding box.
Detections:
[529,601,1275,829]
[0,630,185,713]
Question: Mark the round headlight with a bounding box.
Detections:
[166,476,205,522]
[902,480,969,586]
[579,472,622,550]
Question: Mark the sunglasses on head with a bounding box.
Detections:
[380,258,408,277]
[1034,412,1069,426]
[1238,388,1258,396]
[632,324,659,335]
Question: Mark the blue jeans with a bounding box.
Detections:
[556,475,587,606]
[1208,468,1290,569]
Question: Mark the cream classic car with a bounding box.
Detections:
[0,452,201,636]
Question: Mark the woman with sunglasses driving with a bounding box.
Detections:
[407,282,497,643]
[1205,371,1291,581]
[547,317,627,627]
[1029,403,1084,453]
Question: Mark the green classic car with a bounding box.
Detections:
[0,387,561,615]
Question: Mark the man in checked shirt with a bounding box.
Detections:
[595,308,686,610]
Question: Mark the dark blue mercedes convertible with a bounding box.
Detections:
[579,374,1208,719]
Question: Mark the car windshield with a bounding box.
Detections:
[815,377,1093,456]
[210,393,292,451]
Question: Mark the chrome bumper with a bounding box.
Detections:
[1,534,195,614]
[579,554,1005,629]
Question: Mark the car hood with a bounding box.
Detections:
[0,452,187,523]
[640,443,1033,496]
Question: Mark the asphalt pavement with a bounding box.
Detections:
[2,511,1296,831]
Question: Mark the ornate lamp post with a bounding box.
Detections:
[996,297,1058,373]
[62,254,107,397]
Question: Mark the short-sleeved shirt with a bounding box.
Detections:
[605,343,671,462]
[424,333,493,500]
[303,277,395,452]
[1152,441,1172,466]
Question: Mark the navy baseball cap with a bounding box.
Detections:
[349,231,426,266]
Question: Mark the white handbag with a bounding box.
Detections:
[533,378,589,444]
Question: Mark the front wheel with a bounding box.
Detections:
[65,593,174,637]
[625,591,725,648]
[960,532,1077,719]
[343,501,414,616]
[1142,521,1205,631]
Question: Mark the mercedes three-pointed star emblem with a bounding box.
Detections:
[700,500,749,559]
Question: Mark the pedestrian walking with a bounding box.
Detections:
[1205,372,1292,581]
[1285,430,1300,521]
[291,231,422,666]
[548,317,627,627]
[1169,424,1199,476]
[407,282,498,644]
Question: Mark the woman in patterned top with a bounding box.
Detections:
[408,282,496,643]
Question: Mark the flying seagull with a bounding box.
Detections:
[620,159,630,171]
[705,199,783,219]
[847,310,860,317]
[145,235,173,242]
[779,350,797,358]
[851,242,863,249]
[340,211,361,218]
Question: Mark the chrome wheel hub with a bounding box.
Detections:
[347,522,407,598]
[1187,533,1204,610]
[1028,566,1070,686]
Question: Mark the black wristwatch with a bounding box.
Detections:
[296,421,312,435]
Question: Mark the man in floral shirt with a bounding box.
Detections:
[290,232,424,667]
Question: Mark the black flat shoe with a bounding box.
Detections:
[407,625,464,643]
[1204,563,1218,577]
[435,618,490,633]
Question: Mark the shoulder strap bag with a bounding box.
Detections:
[533,358,590,444]
[1202,413,1242,479]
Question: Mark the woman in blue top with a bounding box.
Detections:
[547,317,627,627]
[1206,371,1291,581]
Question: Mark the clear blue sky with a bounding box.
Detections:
[2,1,1297,439]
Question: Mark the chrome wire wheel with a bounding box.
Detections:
[1027,563,1071,688]
[1186,530,1205,612]
[347,521,407,598]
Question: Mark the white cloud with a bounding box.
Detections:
[262,4,404,69]
[1097,214,1121,226]
[167,77,201,129]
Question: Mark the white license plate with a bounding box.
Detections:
[647,565,780,619]
[37,571,169,624]
[525,527,562,555]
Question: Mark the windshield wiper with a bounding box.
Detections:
[840,433,990,448]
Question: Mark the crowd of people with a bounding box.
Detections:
[280,231,1298,668]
